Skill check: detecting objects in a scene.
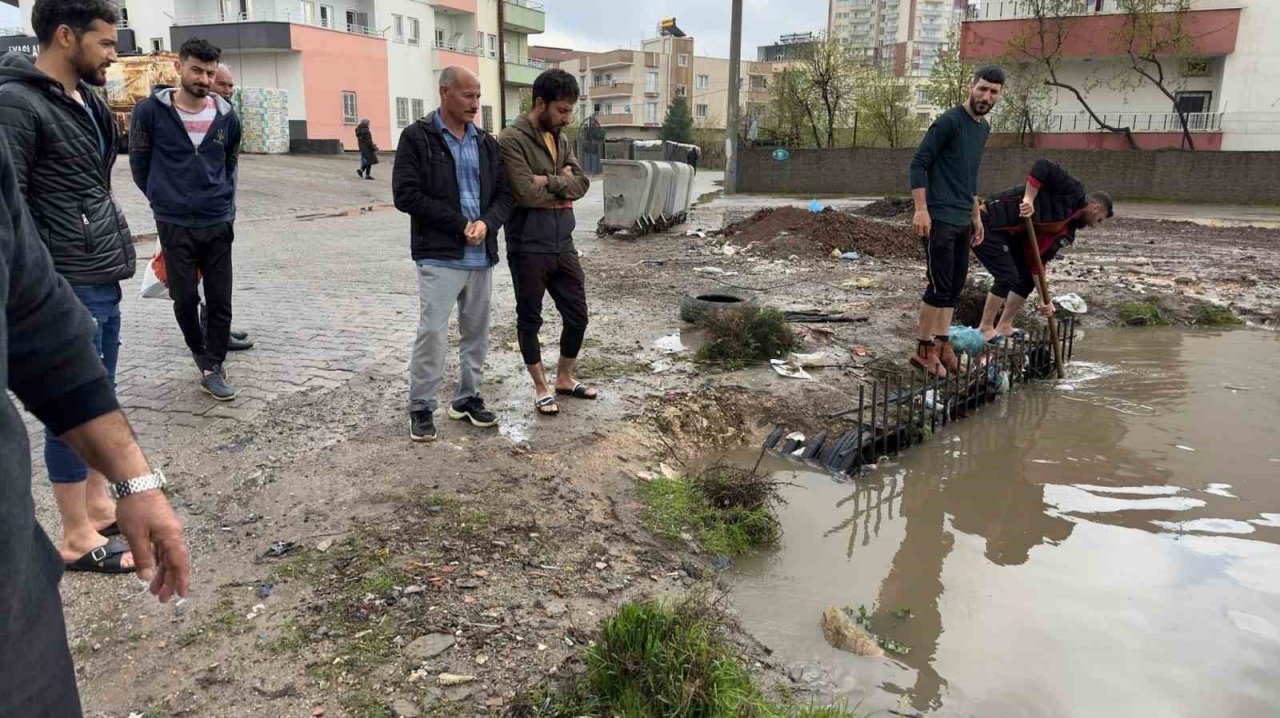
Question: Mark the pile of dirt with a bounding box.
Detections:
[723,206,921,260]
[854,196,914,219]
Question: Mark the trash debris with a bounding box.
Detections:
[853,346,868,357]
[694,266,727,275]
[685,229,708,238]
[821,605,884,657]
[808,198,826,213]
[315,538,335,553]
[841,276,882,290]
[246,603,267,620]
[642,259,666,268]
[1175,445,1197,452]
[659,463,682,480]
[786,351,828,368]
[257,582,274,599]
[770,358,812,380]
[947,325,986,357]
[653,334,687,354]
[262,541,298,559]
[838,251,861,261]
[311,708,327,718]
[721,244,738,256]
[784,310,867,324]
[1054,292,1088,314]
[636,471,655,482]
[436,673,476,687]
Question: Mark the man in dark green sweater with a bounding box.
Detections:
[908,65,1004,377]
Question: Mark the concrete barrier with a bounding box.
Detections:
[736,146,1280,204]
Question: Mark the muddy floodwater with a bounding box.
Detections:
[729,329,1280,717]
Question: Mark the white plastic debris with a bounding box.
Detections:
[770,359,812,380]
[1054,293,1088,314]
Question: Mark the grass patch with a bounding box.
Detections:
[1120,300,1171,327]
[695,306,797,370]
[513,593,856,718]
[1196,304,1244,327]
[638,462,783,556]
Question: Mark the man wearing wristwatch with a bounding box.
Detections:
[0,140,190,715]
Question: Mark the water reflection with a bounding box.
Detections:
[731,329,1280,716]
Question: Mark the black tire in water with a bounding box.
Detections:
[679,290,758,324]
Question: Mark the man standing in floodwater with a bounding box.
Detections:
[908,65,1004,378]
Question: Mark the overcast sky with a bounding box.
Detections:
[0,1,828,57]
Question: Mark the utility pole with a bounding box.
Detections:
[497,0,507,125]
[725,0,743,194]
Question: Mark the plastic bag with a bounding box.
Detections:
[948,325,986,356]
[139,238,168,299]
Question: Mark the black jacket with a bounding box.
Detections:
[0,52,135,286]
[983,159,1089,263]
[392,111,513,265]
[356,123,378,164]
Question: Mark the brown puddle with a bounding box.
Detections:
[728,328,1280,716]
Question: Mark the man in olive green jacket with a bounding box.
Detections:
[498,69,593,417]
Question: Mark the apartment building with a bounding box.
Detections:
[7,0,544,150]
[960,0,1279,150]
[548,34,773,140]
[828,0,966,76]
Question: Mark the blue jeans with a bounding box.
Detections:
[44,284,122,484]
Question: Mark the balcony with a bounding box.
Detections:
[591,81,634,97]
[503,0,545,35]
[961,1,1241,61]
[434,39,482,71]
[505,55,546,86]
[595,113,635,126]
[172,9,382,37]
[590,50,634,69]
[429,0,476,14]
[1035,111,1223,133]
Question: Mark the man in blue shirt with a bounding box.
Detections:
[393,66,513,441]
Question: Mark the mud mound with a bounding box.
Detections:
[723,206,921,260]
[855,196,914,219]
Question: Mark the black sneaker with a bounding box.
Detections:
[231,328,250,341]
[448,396,498,428]
[410,410,437,442]
[227,334,255,351]
[200,367,237,402]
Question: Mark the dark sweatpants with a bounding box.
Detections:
[922,220,973,309]
[973,228,1037,299]
[509,252,589,366]
[158,221,234,371]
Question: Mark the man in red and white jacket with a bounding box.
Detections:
[974,159,1113,343]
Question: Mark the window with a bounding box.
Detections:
[696,103,708,117]
[593,103,602,114]
[342,91,358,124]
[623,104,631,114]
[645,102,658,123]
[749,75,768,91]
[488,34,497,58]
[319,4,333,27]
[695,74,709,90]
[392,14,403,42]
[407,17,419,45]
[411,98,425,120]
[300,0,315,23]
[916,89,929,106]
[677,53,689,67]
[645,71,659,93]
[396,97,410,129]
[675,85,687,97]
[436,28,445,47]
[150,37,164,52]
[476,31,484,53]
[1176,91,1212,115]
[603,102,613,114]
[482,106,494,130]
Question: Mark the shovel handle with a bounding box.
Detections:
[1023,216,1066,379]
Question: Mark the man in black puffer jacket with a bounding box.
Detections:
[0,0,139,577]
[974,159,1113,343]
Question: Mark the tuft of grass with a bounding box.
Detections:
[1196,304,1244,327]
[695,306,797,370]
[638,463,782,556]
[1120,300,1171,327]
[513,593,857,718]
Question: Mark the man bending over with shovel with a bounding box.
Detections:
[974,159,1113,344]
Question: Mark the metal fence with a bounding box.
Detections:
[1037,111,1223,132]
[765,317,1076,476]
[965,0,1189,21]
[172,11,383,37]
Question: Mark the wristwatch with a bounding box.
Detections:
[107,469,167,500]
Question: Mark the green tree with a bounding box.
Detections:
[659,96,695,143]
[924,29,973,110]
[855,66,924,148]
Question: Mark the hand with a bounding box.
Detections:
[1039,302,1057,318]
[532,174,550,189]
[971,222,985,248]
[1019,195,1034,218]
[560,165,574,179]
[465,220,487,245]
[116,491,190,603]
[913,209,931,239]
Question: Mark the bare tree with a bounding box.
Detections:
[1115,0,1202,149]
[1006,0,1139,149]
[804,40,858,148]
[855,66,924,148]
[765,66,815,146]
[923,28,973,111]
[989,64,1055,146]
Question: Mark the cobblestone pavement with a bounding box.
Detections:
[27,153,723,536]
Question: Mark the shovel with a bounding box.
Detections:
[1023,216,1066,379]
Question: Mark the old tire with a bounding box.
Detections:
[679,290,758,324]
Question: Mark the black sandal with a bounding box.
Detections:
[535,395,560,416]
[98,521,120,537]
[65,540,135,574]
[555,382,598,400]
